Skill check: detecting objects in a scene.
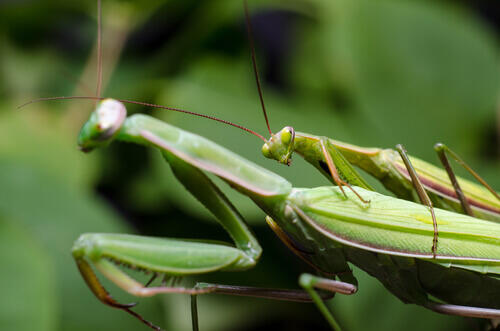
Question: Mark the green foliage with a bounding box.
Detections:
[1,0,498,330]
[0,157,165,330]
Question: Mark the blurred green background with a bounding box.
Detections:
[1,0,499,330]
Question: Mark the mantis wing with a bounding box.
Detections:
[290,186,500,272]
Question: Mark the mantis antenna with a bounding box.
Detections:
[95,0,102,102]
[18,96,267,141]
[19,1,269,143]
[244,0,273,136]
[96,0,103,101]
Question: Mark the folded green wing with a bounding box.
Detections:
[290,186,500,272]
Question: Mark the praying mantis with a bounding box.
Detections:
[261,125,500,223]
[69,98,500,331]
[21,1,500,330]
[237,5,500,225]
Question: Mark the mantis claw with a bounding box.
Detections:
[108,301,138,309]
[75,258,138,308]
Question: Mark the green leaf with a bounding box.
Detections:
[0,159,163,331]
[0,108,98,190]
[0,219,58,331]
[317,0,499,160]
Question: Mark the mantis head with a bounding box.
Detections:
[78,99,127,152]
[262,126,295,166]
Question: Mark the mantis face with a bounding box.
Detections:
[262,126,295,166]
[77,99,127,152]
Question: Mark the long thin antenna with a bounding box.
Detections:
[96,0,103,100]
[244,0,273,136]
[18,96,267,141]
[22,1,268,143]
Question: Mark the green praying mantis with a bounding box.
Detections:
[261,126,500,223]
[21,1,500,330]
[239,4,500,227]
[67,98,500,331]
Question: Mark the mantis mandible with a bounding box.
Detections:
[69,98,499,330]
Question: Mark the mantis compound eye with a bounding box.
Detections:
[95,99,127,137]
[280,126,295,146]
[77,99,127,152]
[262,143,272,159]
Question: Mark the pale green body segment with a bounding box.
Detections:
[73,234,251,275]
[283,186,500,311]
[120,114,291,198]
[73,100,500,329]
[291,187,500,271]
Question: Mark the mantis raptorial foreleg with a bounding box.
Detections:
[318,138,372,203]
[72,147,262,328]
[73,124,344,330]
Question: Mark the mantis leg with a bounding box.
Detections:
[162,153,341,328]
[75,236,340,330]
[422,300,500,319]
[187,282,336,330]
[396,144,438,258]
[434,143,500,217]
[318,138,372,203]
[72,152,263,329]
[299,273,358,331]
